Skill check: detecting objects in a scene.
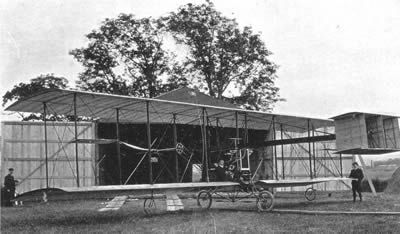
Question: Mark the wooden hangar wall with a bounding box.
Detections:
[1,121,96,194]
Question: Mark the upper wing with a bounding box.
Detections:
[5,88,332,133]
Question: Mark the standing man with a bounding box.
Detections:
[349,162,364,202]
[4,168,18,206]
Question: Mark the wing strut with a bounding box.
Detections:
[116,108,122,185]
[173,113,179,182]
[146,101,152,184]
[73,93,80,187]
[307,119,313,179]
[43,102,49,189]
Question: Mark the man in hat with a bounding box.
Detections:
[215,159,227,181]
[4,168,18,206]
[349,162,364,202]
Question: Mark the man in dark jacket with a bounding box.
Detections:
[349,162,364,202]
[215,159,227,181]
[4,168,18,206]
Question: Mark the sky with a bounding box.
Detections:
[1,0,400,119]
[1,0,400,162]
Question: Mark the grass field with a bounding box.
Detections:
[2,192,400,233]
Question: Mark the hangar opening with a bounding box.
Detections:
[96,122,269,185]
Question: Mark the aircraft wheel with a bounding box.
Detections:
[197,190,212,209]
[144,198,157,215]
[257,190,274,212]
[305,188,317,201]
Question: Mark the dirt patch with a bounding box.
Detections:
[385,166,400,194]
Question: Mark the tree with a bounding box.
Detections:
[2,74,68,107]
[2,74,69,121]
[70,14,186,98]
[163,1,281,111]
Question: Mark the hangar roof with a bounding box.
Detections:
[156,87,238,108]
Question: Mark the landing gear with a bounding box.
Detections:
[197,190,212,209]
[305,188,317,201]
[256,190,274,211]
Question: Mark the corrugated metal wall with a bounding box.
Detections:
[1,121,96,194]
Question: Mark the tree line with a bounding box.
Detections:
[3,1,282,120]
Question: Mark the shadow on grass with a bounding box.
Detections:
[2,212,131,228]
[275,199,355,209]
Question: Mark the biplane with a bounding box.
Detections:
[5,88,399,213]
